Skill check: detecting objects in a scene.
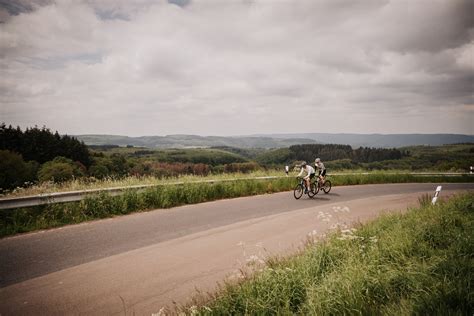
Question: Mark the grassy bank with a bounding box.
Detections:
[1,174,472,237]
[184,193,473,315]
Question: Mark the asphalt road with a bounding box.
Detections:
[0,183,472,315]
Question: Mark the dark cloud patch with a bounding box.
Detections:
[168,0,190,7]
[0,0,51,15]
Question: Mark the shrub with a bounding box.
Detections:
[0,150,38,191]
[38,157,84,183]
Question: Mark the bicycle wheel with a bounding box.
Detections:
[322,180,332,194]
[308,182,318,198]
[293,184,304,199]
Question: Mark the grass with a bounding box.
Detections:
[181,192,474,315]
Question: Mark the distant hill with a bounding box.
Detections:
[76,133,474,149]
[76,134,319,149]
[251,133,474,148]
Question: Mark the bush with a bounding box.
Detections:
[0,150,38,192]
[89,164,110,179]
[38,157,84,183]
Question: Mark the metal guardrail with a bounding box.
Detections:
[0,173,471,210]
[0,176,281,210]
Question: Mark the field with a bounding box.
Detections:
[181,193,474,315]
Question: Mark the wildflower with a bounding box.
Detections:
[152,307,166,316]
[188,305,198,315]
[369,236,378,243]
[246,255,264,265]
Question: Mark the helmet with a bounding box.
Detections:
[301,161,307,167]
[315,158,321,163]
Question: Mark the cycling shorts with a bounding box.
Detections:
[318,170,326,177]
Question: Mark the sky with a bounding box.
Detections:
[0,0,473,136]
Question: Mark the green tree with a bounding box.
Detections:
[0,150,38,191]
[38,157,84,183]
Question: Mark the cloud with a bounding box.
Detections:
[0,0,473,136]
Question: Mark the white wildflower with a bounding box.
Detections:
[246,255,264,265]
[152,307,165,316]
[188,305,198,315]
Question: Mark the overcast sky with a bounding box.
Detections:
[1,0,473,136]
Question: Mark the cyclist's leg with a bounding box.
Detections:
[320,170,326,185]
[309,173,315,191]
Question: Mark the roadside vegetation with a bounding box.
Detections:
[180,193,474,315]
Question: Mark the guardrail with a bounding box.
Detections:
[0,176,281,210]
[0,173,471,210]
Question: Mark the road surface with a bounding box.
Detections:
[0,183,472,315]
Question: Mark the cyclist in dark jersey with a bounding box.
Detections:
[314,158,326,185]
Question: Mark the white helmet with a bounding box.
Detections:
[315,158,321,163]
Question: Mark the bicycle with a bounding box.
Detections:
[293,177,318,199]
[313,176,331,195]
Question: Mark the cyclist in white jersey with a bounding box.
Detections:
[297,161,315,193]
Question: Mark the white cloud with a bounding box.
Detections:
[0,0,473,136]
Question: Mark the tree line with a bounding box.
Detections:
[256,144,406,166]
[0,124,91,166]
[0,124,93,191]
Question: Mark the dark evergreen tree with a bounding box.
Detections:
[0,123,91,166]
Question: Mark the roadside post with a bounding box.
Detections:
[285,165,289,176]
[431,185,442,205]
[470,166,473,174]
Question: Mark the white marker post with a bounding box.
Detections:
[285,165,289,176]
[431,185,442,205]
[470,166,473,174]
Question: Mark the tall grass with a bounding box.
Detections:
[183,193,474,315]
[1,171,281,198]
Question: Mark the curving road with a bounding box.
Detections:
[0,183,472,315]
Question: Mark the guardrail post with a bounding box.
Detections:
[431,185,442,205]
